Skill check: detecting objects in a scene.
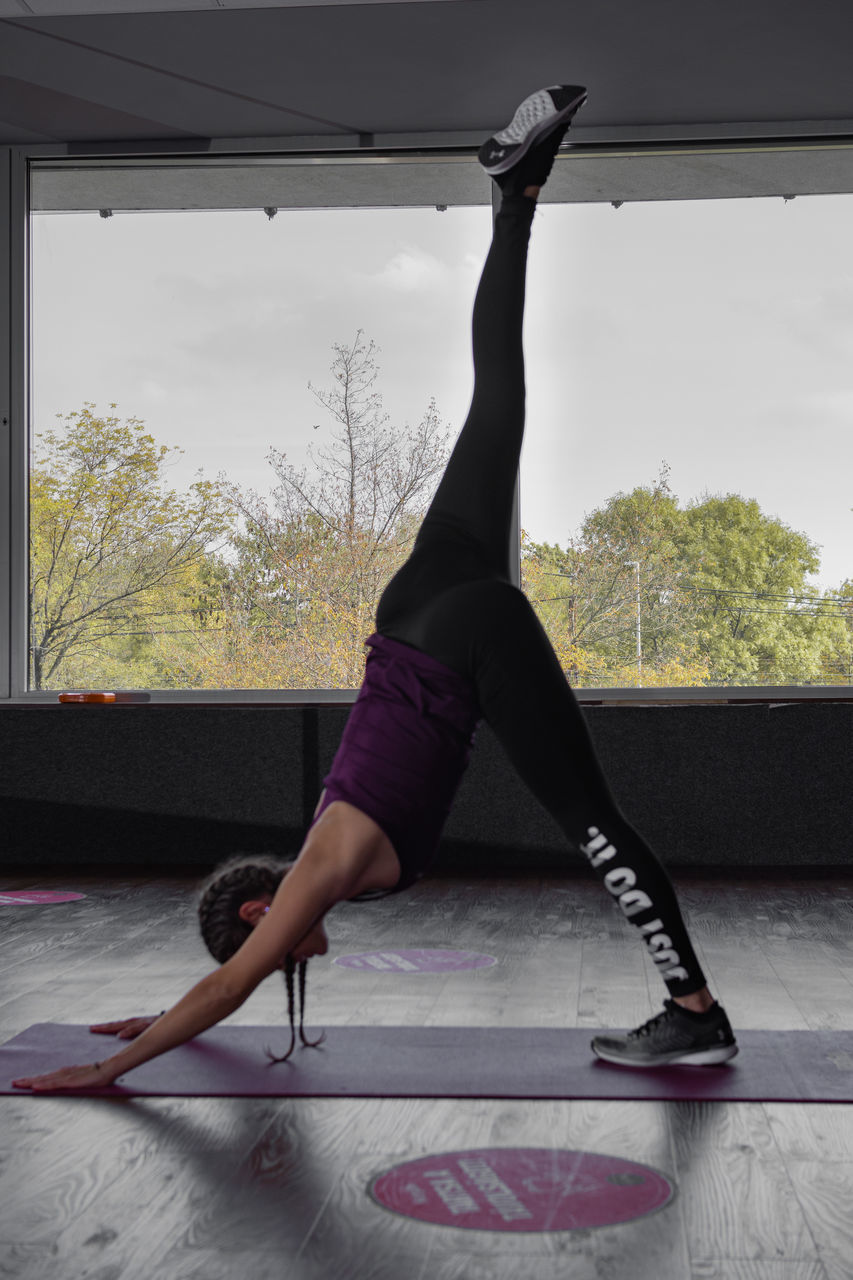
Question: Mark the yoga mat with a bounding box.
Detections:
[2,1024,852,1102]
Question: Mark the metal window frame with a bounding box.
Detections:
[3,131,852,705]
[0,148,8,703]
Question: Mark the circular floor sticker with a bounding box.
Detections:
[0,891,86,905]
[334,949,496,973]
[370,1148,675,1231]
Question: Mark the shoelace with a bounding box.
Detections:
[629,1002,676,1040]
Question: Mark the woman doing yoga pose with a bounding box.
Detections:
[14,84,737,1093]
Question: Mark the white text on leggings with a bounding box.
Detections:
[580,826,690,983]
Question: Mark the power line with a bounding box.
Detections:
[530,592,852,619]
[537,571,852,607]
[675,585,852,605]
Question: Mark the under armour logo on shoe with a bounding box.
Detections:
[488,146,507,159]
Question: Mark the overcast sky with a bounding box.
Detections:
[31,192,853,594]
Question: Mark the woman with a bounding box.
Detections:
[14,84,736,1093]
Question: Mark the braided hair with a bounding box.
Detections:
[264,955,325,1065]
[197,853,325,1064]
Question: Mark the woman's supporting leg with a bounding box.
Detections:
[451,579,709,1001]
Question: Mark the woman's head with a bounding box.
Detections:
[197,853,325,1064]
[197,853,292,964]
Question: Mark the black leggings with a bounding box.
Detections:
[376,195,706,998]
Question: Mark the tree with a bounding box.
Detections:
[29,405,233,689]
[675,494,845,684]
[191,332,452,688]
[815,578,853,685]
[522,468,850,688]
[522,464,710,686]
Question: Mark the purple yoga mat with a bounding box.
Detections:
[2,1024,852,1102]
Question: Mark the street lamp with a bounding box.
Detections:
[624,561,642,687]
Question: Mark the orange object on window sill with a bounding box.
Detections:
[58,692,117,703]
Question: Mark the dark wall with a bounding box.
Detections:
[1,703,850,876]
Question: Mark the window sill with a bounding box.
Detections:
[1,686,851,707]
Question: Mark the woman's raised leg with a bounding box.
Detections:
[411,192,536,578]
[377,86,587,636]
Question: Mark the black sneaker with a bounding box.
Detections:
[591,1000,738,1068]
[478,84,587,193]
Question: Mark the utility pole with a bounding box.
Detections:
[624,561,642,687]
[568,594,577,685]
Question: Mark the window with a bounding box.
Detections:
[28,157,491,692]
[13,142,853,700]
[520,147,853,689]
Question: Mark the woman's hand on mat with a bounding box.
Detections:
[12,1061,117,1092]
[89,1016,160,1040]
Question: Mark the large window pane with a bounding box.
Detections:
[520,194,853,687]
[29,165,490,690]
[28,152,853,696]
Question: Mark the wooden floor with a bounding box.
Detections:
[1,870,852,1280]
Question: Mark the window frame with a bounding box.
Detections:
[3,134,852,705]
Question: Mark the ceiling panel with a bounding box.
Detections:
[0,17,351,139]
[2,0,465,12]
[0,72,197,139]
[2,0,853,148]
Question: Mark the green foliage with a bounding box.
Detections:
[522,465,852,687]
[675,493,841,684]
[29,404,233,689]
[29,373,851,692]
[189,331,451,688]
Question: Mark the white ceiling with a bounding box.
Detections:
[2,0,853,149]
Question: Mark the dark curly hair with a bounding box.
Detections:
[197,853,324,1064]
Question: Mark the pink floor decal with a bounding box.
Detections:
[370,1147,675,1231]
[0,891,86,905]
[334,949,497,972]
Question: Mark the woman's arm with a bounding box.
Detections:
[12,970,246,1092]
[13,838,372,1092]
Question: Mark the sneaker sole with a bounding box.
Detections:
[591,1041,739,1068]
[478,87,587,176]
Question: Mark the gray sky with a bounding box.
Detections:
[31,194,853,593]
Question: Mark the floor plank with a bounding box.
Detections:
[779,1161,853,1280]
[1,870,851,1280]
[690,1263,829,1280]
